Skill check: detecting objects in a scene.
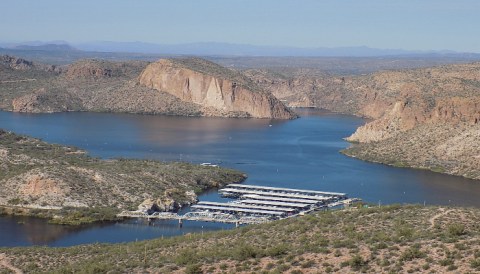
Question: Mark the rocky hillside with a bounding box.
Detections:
[248,63,480,180]
[0,129,246,221]
[2,205,480,273]
[139,58,296,118]
[0,55,295,119]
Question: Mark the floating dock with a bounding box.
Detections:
[118,183,359,226]
[225,184,346,197]
[219,188,333,201]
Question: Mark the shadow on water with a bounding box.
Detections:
[1,108,480,246]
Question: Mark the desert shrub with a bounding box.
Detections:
[266,244,289,257]
[175,250,198,266]
[233,244,260,261]
[185,264,203,274]
[471,258,480,269]
[301,260,315,268]
[349,255,367,271]
[400,246,425,261]
[447,223,466,237]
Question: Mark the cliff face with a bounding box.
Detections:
[139,59,296,119]
[247,63,480,180]
[1,55,295,119]
[344,64,480,143]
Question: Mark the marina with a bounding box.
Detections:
[3,109,479,247]
[118,183,360,225]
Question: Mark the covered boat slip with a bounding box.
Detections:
[118,183,357,225]
[191,184,346,219]
[197,201,298,213]
[191,204,286,217]
[241,194,324,205]
[239,199,312,209]
[227,183,346,197]
[219,188,334,201]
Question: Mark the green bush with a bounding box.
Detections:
[233,244,259,261]
[349,255,367,271]
[185,264,203,274]
[400,246,425,261]
[175,250,198,266]
[471,258,480,269]
[447,223,466,237]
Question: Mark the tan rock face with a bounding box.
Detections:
[11,89,47,113]
[137,190,198,212]
[139,59,296,119]
[20,174,63,197]
[12,88,80,113]
[65,60,116,79]
[342,63,480,143]
[246,63,480,180]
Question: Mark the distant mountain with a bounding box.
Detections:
[1,40,478,58]
[13,43,78,52]
[74,41,477,57]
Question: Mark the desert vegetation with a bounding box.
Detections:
[1,205,480,273]
[0,129,246,224]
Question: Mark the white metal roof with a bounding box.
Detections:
[241,194,325,204]
[219,188,330,201]
[191,204,285,216]
[239,199,311,208]
[197,201,297,212]
[227,183,346,196]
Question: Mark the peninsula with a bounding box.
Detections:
[0,129,246,224]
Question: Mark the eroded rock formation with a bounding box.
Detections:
[247,63,480,179]
[139,58,296,119]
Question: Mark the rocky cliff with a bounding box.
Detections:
[139,58,296,119]
[247,63,480,180]
[0,55,295,119]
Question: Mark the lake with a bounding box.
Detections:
[1,108,479,247]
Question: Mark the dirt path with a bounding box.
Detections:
[0,79,36,84]
[429,208,454,229]
[0,253,23,274]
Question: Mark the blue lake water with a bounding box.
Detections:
[1,108,479,247]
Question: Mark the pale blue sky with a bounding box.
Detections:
[1,0,479,52]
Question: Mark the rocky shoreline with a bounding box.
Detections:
[0,129,247,225]
[254,63,480,182]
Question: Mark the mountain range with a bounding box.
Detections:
[1,41,478,57]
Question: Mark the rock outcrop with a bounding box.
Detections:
[65,60,115,79]
[139,58,296,119]
[247,63,480,180]
[11,88,82,113]
[1,55,61,73]
[344,64,480,143]
[1,55,295,119]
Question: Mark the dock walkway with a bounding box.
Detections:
[118,183,359,226]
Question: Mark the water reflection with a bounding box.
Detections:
[0,216,85,246]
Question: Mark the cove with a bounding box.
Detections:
[1,108,479,247]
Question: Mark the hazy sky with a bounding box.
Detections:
[1,0,479,52]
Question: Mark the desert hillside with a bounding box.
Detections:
[0,129,246,223]
[1,205,480,273]
[0,55,295,119]
[248,63,480,180]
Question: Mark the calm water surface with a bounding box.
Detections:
[1,109,479,247]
